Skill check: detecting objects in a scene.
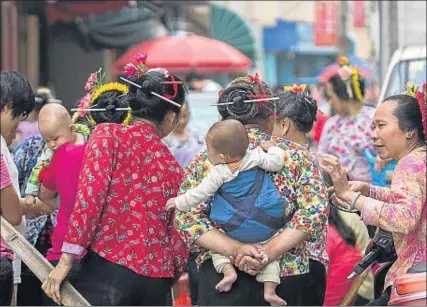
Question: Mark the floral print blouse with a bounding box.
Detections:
[361,146,426,289]
[13,134,58,246]
[318,106,375,182]
[174,127,328,276]
[62,122,188,278]
[301,144,329,269]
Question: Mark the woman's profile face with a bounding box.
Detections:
[372,101,410,160]
[176,104,190,131]
[0,105,24,146]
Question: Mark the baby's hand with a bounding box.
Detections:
[255,245,269,265]
[165,198,177,211]
[260,141,275,151]
[25,195,37,208]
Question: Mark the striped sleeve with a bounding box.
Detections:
[1,154,11,190]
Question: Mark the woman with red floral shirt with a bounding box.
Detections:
[42,68,189,306]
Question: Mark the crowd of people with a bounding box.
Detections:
[0,54,426,307]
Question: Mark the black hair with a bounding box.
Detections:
[322,171,357,247]
[34,87,61,112]
[328,72,365,102]
[276,91,318,133]
[90,90,130,125]
[217,77,274,126]
[0,70,35,118]
[384,94,426,144]
[127,69,187,123]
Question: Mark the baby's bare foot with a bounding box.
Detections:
[264,292,287,306]
[215,265,238,292]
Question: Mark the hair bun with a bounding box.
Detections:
[89,90,130,125]
[129,73,166,112]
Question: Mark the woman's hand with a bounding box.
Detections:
[319,154,351,199]
[42,254,73,305]
[229,244,267,275]
[328,181,370,198]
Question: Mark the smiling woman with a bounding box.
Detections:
[319,83,427,306]
[0,71,35,146]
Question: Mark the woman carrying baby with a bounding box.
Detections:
[175,75,328,305]
[43,57,189,306]
[38,72,132,305]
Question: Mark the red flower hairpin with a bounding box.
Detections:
[124,53,148,77]
[415,82,427,138]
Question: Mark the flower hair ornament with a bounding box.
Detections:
[119,53,183,108]
[283,84,307,93]
[71,68,132,125]
[336,56,364,102]
[406,82,427,138]
[283,83,318,106]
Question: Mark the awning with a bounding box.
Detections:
[47,1,134,24]
[209,4,257,67]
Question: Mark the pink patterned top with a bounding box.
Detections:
[318,106,375,182]
[361,146,426,289]
[1,154,14,260]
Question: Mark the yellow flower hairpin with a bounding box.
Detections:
[405,82,419,97]
[283,84,307,93]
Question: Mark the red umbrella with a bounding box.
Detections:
[317,63,374,82]
[115,34,252,74]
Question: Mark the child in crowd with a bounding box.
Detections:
[166,119,287,306]
[23,103,91,208]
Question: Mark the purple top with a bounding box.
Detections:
[163,130,205,169]
[17,121,39,143]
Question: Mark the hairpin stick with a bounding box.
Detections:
[120,77,181,108]
[210,97,279,106]
[71,108,131,112]
[210,102,235,106]
[120,77,141,88]
[243,97,279,103]
[150,91,181,107]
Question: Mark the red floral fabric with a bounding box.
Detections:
[63,122,189,278]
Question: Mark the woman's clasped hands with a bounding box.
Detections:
[230,243,270,275]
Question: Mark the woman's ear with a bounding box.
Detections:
[281,118,290,137]
[405,130,415,139]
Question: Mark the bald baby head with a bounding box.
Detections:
[206,119,249,164]
[38,104,75,150]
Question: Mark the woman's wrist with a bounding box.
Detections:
[263,240,279,262]
[341,190,356,204]
[59,253,74,267]
[231,241,244,258]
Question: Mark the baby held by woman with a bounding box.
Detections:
[24,103,90,209]
[167,119,287,306]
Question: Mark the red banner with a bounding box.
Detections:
[353,1,365,27]
[314,1,338,46]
